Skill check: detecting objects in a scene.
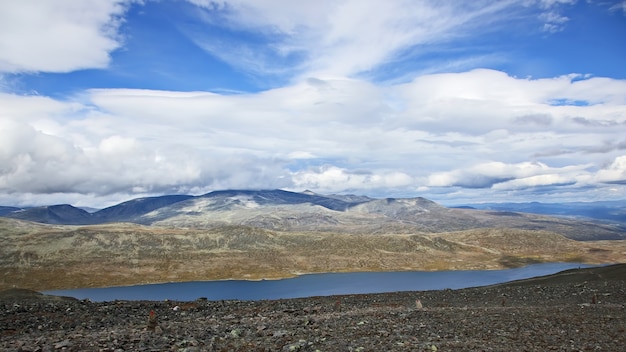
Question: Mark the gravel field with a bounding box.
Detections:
[1,266,625,351]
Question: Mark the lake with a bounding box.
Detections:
[44,263,593,302]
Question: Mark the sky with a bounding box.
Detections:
[1,0,625,208]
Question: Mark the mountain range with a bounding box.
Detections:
[1,189,625,241]
[455,200,626,224]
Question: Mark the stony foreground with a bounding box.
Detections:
[1,267,625,351]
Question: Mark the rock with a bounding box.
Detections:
[283,339,308,351]
[54,339,71,349]
[273,329,289,338]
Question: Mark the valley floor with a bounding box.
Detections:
[1,269,625,351]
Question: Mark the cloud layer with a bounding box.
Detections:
[1,69,625,206]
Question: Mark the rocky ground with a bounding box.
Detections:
[1,265,625,351]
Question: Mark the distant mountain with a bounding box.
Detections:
[134,189,374,228]
[456,201,626,225]
[199,189,369,211]
[4,204,93,225]
[1,195,194,225]
[0,206,22,217]
[0,190,366,225]
[1,190,625,240]
[138,190,625,240]
[93,195,195,223]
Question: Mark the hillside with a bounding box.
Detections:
[1,217,624,291]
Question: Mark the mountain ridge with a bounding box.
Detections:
[0,189,369,225]
[1,189,625,240]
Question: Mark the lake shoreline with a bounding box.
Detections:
[42,262,597,302]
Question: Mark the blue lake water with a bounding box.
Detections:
[44,263,593,302]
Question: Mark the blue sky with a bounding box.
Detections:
[1,0,625,208]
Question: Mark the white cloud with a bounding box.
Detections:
[98,135,137,154]
[596,155,626,184]
[539,11,570,32]
[287,151,316,160]
[0,92,83,118]
[0,0,131,73]
[292,166,414,194]
[0,119,85,194]
[610,1,626,15]
[528,0,576,32]
[492,174,575,190]
[427,161,569,189]
[181,0,590,79]
[184,0,530,78]
[535,0,576,8]
[398,69,626,107]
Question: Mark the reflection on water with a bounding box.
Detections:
[45,263,593,302]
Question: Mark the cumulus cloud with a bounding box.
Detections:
[292,166,414,194]
[426,161,567,189]
[0,0,131,73]
[596,155,626,185]
[0,119,86,194]
[0,116,290,202]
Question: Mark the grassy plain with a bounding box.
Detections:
[1,218,624,290]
